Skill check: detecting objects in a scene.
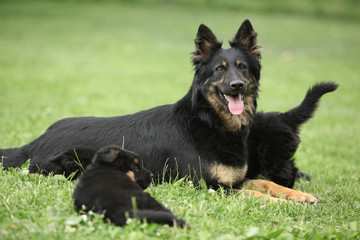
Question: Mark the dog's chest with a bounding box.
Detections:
[209,163,248,188]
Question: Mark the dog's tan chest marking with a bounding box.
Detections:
[210,163,248,188]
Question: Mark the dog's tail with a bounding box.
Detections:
[281,82,338,131]
[0,147,29,169]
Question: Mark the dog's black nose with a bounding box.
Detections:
[230,80,244,91]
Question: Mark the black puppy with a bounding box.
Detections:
[246,82,338,188]
[73,145,186,227]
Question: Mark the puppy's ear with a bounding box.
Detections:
[96,148,120,163]
[230,19,261,58]
[192,24,222,66]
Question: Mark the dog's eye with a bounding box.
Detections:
[239,64,247,70]
[216,66,225,72]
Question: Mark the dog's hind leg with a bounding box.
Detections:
[296,171,311,181]
[105,209,186,228]
[243,179,318,203]
[128,210,186,228]
[264,159,301,189]
[104,209,186,228]
[237,190,287,203]
[29,148,96,179]
[0,147,29,169]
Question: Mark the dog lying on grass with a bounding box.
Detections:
[73,145,186,227]
[1,19,333,203]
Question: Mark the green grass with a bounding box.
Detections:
[0,1,359,239]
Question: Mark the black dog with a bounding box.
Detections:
[246,82,338,188]
[73,145,186,227]
[1,20,260,188]
[1,20,324,202]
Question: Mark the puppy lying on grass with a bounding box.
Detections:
[72,145,186,227]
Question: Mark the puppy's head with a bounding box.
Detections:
[92,145,153,189]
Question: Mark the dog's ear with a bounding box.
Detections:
[95,148,121,163]
[230,19,261,58]
[192,24,222,66]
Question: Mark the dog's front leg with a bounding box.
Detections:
[243,179,318,203]
[236,189,287,203]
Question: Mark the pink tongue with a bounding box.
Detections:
[227,95,244,115]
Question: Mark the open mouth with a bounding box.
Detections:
[219,92,244,115]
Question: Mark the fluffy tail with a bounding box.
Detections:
[281,82,338,131]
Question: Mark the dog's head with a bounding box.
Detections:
[92,145,153,189]
[191,20,261,132]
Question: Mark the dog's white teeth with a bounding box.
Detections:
[223,94,229,101]
[240,94,244,101]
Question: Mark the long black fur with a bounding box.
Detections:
[0,20,337,190]
[246,82,338,188]
[73,145,186,227]
[1,20,261,189]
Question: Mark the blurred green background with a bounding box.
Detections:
[125,0,360,19]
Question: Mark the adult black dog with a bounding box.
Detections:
[1,20,320,202]
[246,82,338,188]
[73,145,186,227]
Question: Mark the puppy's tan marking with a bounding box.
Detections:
[108,149,120,160]
[134,158,140,164]
[244,179,318,203]
[126,171,136,182]
[210,163,247,188]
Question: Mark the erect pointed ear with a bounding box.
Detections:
[230,19,261,58]
[95,147,121,163]
[192,24,222,65]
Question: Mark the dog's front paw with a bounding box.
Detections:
[286,190,318,204]
[244,180,318,204]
